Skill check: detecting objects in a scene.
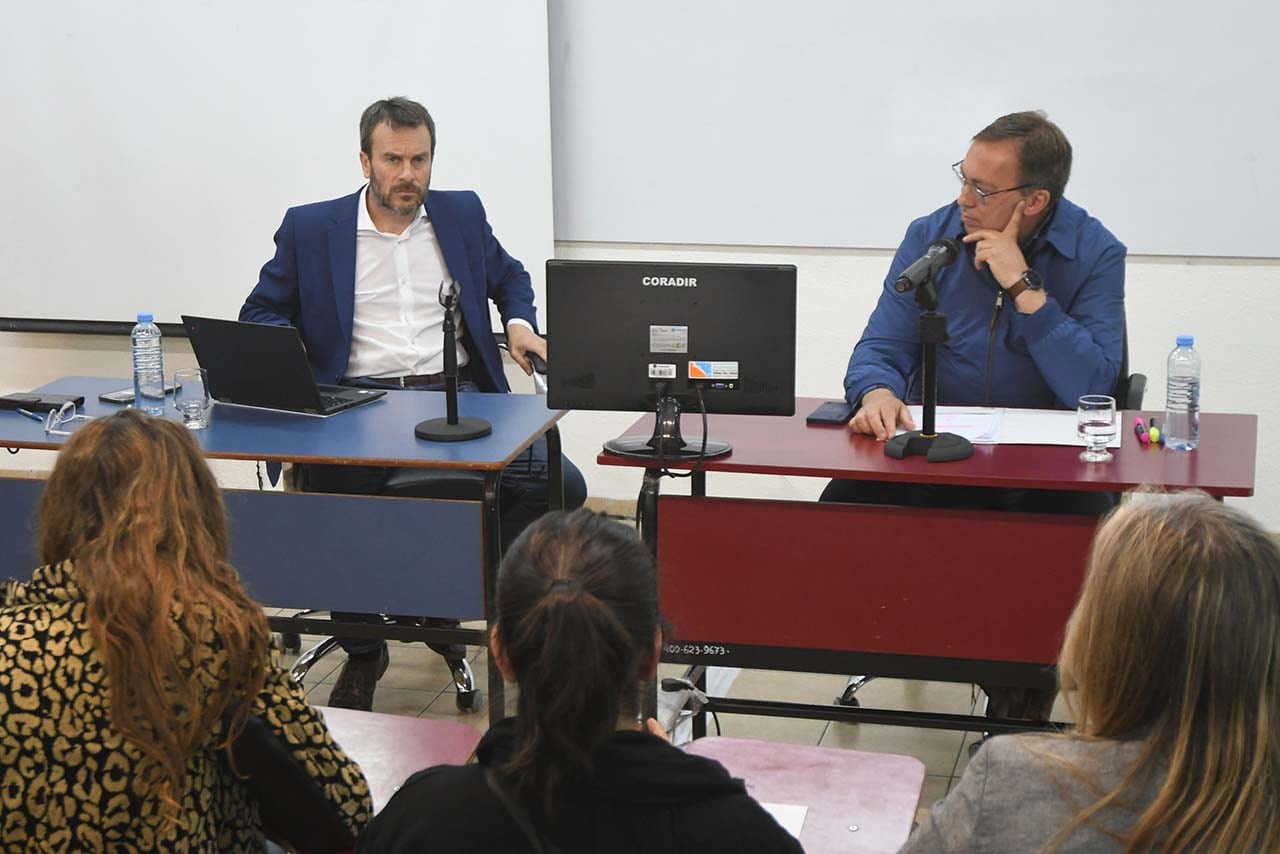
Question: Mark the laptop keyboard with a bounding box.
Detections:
[319,394,349,411]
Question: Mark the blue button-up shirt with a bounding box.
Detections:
[844,197,1127,410]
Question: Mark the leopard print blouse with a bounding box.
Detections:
[0,561,373,851]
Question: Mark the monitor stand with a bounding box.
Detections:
[603,395,732,461]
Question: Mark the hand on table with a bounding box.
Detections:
[850,388,915,441]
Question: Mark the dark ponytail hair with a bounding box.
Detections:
[495,508,659,813]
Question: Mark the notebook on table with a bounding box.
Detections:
[181,316,385,417]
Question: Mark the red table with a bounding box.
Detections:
[686,736,925,853]
[317,707,480,813]
[600,400,1257,732]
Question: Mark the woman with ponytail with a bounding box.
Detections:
[0,410,372,849]
[360,508,801,853]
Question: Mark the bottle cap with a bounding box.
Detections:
[137,312,154,323]
[1176,334,1194,347]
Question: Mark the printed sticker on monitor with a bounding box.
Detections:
[689,361,739,380]
[648,363,677,379]
[649,325,689,353]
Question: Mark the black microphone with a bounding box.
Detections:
[894,237,961,294]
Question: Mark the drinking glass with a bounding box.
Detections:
[174,368,211,429]
[1077,394,1117,462]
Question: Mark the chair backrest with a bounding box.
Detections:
[1111,319,1147,410]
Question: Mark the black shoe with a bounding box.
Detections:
[328,645,390,711]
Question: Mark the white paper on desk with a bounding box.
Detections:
[999,408,1122,448]
[904,406,1003,443]
[760,803,808,839]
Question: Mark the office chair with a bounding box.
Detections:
[836,328,1147,709]
[283,336,548,712]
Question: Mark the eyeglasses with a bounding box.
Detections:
[952,161,1030,202]
[45,400,96,436]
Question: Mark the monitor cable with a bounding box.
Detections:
[656,384,710,480]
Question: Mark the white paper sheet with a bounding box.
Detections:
[760,802,808,839]
[999,408,1122,448]
[904,406,1003,443]
[900,406,1122,448]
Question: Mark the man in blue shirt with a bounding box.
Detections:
[843,111,1125,441]
[827,111,1125,718]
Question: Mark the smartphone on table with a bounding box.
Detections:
[98,383,177,404]
[805,400,854,425]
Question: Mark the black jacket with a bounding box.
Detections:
[357,718,804,853]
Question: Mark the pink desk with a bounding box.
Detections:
[686,736,925,853]
[317,707,481,812]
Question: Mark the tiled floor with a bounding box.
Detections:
[271,610,1069,826]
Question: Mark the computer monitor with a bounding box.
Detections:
[546,259,797,460]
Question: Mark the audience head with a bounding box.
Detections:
[491,508,660,810]
[1057,493,1280,850]
[38,410,269,812]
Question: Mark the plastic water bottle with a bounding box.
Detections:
[132,312,166,416]
[1164,334,1200,451]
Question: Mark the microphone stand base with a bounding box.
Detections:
[415,416,492,442]
[884,431,974,463]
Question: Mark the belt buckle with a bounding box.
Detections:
[398,376,410,388]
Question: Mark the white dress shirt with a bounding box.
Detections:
[345,185,469,380]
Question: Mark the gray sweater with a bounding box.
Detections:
[900,734,1159,853]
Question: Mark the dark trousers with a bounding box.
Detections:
[818,480,1117,516]
[301,379,588,657]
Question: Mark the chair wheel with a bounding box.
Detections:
[455,689,481,713]
[281,632,302,654]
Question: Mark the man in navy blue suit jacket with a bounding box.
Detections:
[241,97,586,711]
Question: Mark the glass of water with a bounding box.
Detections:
[173,368,211,429]
[1077,394,1117,462]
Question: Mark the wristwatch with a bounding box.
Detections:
[1006,268,1044,300]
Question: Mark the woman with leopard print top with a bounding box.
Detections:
[0,410,372,850]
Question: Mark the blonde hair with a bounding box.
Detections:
[1051,493,1280,851]
[38,410,269,817]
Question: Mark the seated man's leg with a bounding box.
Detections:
[294,463,391,710]
[498,435,587,551]
[819,479,1004,509]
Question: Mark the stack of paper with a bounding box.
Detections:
[900,406,1122,448]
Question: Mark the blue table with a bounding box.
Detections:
[0,376,566,724]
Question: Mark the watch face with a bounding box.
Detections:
[1022,269,1044,290]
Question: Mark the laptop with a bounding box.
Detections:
[181,316,386,416]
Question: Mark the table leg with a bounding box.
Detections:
[638,467,662,553]
[692,666,708,739]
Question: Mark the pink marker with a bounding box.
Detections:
[1133,417,1150,444]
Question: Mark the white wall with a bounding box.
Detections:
[549,0,1280,258]
[0,0,554,325]
[3,246,1275,525]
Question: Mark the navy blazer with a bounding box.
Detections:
[240,188,538,392]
